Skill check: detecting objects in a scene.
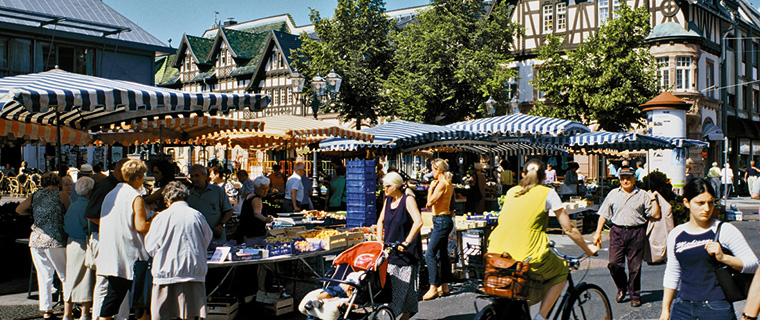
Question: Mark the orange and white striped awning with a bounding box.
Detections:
[200,115,374,150]
[93,114,264,146]
[0,118,91,146]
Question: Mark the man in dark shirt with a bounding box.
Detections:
[85,158,128,226]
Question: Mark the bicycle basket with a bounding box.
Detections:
[483,252,530,300]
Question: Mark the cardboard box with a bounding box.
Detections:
[207,297,239,320]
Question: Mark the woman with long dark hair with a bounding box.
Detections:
[488,159,597,320]
[659,178,758,320]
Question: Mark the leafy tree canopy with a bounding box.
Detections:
[381,0,520,124]
[530,5,659,132]
[291,0,393,128]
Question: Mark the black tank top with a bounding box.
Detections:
[383,195,421,266]
[238,194,271,239]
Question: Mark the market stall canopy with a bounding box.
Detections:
[447,113,590,136]
[459,141,568,156]
[554,131,675,152]
[92,114,265,146]
[202,115,374,150]
[0,118,91,146]
[0,69,270,130]
[651,136,709,148]
[319,120,492,152]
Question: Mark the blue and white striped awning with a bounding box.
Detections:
[652,136,709,148]
[447,113,590,136]
[320,120,491,151]
[552,132,673,151]
[463,142,568,156]
[0,69,270,129]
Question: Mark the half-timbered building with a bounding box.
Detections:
[505,0,760,177]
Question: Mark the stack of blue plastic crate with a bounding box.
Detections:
[345,159,377,228]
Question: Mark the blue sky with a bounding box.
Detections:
[103,0,431,47]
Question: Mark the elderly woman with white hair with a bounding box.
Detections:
[62,176,96,320]
[145,182,212,320]
[377,172,423,320]
[237,175,275,242]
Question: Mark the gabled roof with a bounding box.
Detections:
[155,55,179,86]
[273,31,303,69]
[213,28,270,60]
[172,34,214,68]
[191,69,216,82]
[0,0,169,51]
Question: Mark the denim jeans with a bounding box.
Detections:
[670,298,735,320]
[425,215,454,286]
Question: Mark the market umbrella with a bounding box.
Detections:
[92,114,265,146]
[319,120,492,152]
[0,69,270,130]
[203,115,374,150]
[447,113,590,136]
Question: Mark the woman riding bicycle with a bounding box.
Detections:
[488,159,598,320]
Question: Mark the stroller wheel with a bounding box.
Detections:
[368,306,395,320]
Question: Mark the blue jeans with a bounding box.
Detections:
[670,298,735,320]
[425,215,453,286]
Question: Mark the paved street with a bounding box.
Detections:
[2,197,759,319]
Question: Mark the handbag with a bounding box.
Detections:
[130,259,153,315]
[483,252,531,300]
[83,226,98,270]
[713,221,754,302]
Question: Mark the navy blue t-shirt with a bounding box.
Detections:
[673,229,725,301]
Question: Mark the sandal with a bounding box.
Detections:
[43,312,57,320]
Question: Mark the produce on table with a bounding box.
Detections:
[301,229,341,239]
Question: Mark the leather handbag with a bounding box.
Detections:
[713,222,753,302]
[483,252,530,300]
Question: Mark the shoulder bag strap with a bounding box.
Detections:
[714,221,724,243]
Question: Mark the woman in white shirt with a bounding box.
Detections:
[96,160,152,320]
[145,181,213,320]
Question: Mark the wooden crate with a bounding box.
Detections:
[322,232,347,250]
[207,297,239,320]
[285,226,307,238]
[345,231,365,247]
[262,297,294,316]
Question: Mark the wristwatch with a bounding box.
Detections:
[743,313,758,320]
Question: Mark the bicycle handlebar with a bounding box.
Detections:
[548,240,587,264]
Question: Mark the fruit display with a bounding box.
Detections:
[301,229,342,239]
[294,240,315,252]
[304,210,329,219]
[265,235,293,243]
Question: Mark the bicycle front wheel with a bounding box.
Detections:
[561,284,612,320]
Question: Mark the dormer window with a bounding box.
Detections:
[221,50,226,65]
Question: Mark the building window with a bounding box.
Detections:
[755,90,759,113]
[556,3,567,31]
[599,0,610,22]
[273,88,279,106]
[612,0,621,18]
[543,5,553,33]
[706,60,714,98]
[657,57,670,90]
[280,88,286,106]
[287,87,292,105]
[675,57,691,90]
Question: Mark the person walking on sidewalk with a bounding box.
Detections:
[660,178,758,320]
[707,162,722,198]
[593,167,661,307]
[721,163,734,198]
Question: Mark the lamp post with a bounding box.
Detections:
[289,68,342,119]
[288,68,343,198]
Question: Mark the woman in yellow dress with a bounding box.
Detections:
[488,159,597,320]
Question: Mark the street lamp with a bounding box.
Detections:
[485,96,497,116]
[289,68,342,119]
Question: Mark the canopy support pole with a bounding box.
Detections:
[312,149,319,197]
[56,109,62,172]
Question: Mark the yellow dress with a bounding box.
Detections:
[488,185,567,304]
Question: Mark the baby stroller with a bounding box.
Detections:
[299,241,395,320]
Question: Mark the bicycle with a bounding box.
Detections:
[473,240,612,320]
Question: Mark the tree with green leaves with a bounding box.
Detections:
[382,0,520,124]
[530,5,659,132]
[291,0,393,129]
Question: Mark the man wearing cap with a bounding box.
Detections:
[592,167,661,308]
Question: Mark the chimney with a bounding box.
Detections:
[223,18,237,27]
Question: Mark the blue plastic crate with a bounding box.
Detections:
[347,192,375,201]
[346,166,365,174]
[346,159,376,168]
